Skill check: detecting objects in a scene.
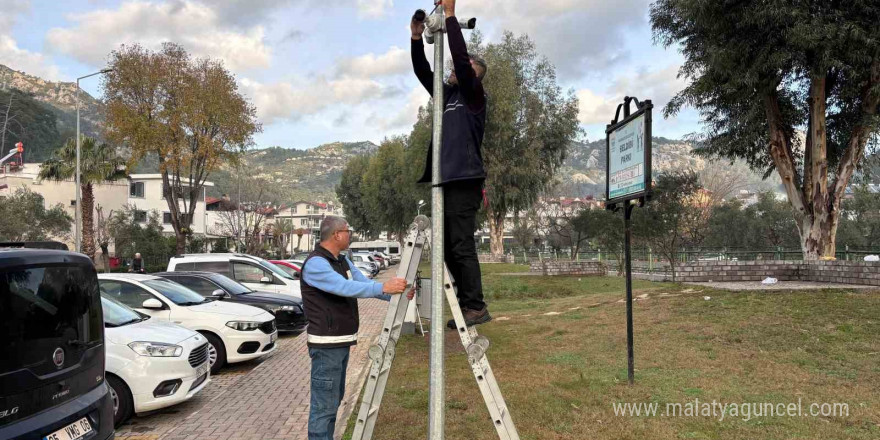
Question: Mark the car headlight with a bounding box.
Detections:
[265,305,297,314]
[128,342,183,357]
[226,321,261,331]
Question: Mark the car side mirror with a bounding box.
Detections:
[260,276,272,284]
[212,289,229,299]
[292,272,301,280]
[142,298,164,310]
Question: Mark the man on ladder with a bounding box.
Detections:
[411,0,491,328]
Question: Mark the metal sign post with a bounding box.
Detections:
[605,96,652,385]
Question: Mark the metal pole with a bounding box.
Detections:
[624,202,635,385]
[203,186,208,252]
[75,78,81,253]
[429,5,446,439]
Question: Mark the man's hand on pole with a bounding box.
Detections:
[435,0,455,17]
[383,277,408,294]
[411,14,425,40]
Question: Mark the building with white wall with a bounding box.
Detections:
[0,165,214,248]
[127,174,213,236]
[274,201,345,252]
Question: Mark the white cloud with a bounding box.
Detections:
[46,1,271,71]
[0,0,63,79]
[366,86,427,131]
[0,35,62,80]
[239,76,390,124]
[578,64,686,125]
[335,46,410,78]
[577,88,618,125]
[356,0,393,18]
[0,0,30,29]
[466,0,650,78]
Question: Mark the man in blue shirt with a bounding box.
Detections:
[301,216,407,440]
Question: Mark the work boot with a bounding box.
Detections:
[446,307,492,329]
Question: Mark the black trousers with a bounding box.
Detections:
[442,181,486,311]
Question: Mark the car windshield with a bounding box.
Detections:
[253,256,295,280]
[208,274,253,295]
[143,279,210,306]
[101,296,144,327]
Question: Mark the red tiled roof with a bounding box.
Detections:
[206,196,222,205]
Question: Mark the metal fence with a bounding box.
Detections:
[486,247,880,275]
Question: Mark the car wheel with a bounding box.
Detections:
[202,332,226,374]
[107,375,133,428]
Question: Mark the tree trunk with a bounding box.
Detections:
[176,233,186,255]
[100,244,110,273]
[488,209,505,256]
[296,235,303,252]
[81,184,96,261]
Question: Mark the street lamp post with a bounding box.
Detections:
[417,199,426,216]
[75,67,113,253]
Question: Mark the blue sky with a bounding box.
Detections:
[0,0,701,149]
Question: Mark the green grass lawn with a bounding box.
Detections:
[344,264,880,440]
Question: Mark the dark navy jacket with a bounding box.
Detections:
[412,17,487,185]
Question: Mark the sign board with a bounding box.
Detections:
[605,103,652,205]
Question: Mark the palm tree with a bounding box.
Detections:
[39,136,128,261]
[274,218,295,259]
[294,228,308,253]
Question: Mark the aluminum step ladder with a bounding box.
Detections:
[352,215,519,440]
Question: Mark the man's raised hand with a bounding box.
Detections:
[435,0,456,17]
[411,14,425,39]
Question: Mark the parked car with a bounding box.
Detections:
[374,251,396,265]
[97,273,277,375]
[153,271,307,333]
[0,247,115,440]
[101,296,210,427]
[269,260,301,280]
[292,252,311,261]
[353,262,375,279]
[167,253,301,299]
[347,254,379,275]
[354,252,385,270]
[366,253,388,269]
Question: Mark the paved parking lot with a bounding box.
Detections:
[116,282,391,440]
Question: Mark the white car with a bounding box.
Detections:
[101,296,211,427]
[351,253,382,271]
[167,253,302,299]
[98,273,278,374]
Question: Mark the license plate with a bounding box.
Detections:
[44,417,92,440]
[270,332,277,343]
[195,362,209,378]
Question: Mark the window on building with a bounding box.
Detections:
[163,212,172,224]
[130,182,145,198]
[301,219,308,226]
[134,210,148,223]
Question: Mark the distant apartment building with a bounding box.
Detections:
[205,198,344,254]
[0,164,213,248]
[274,201,345,252]
[127,174,213,236]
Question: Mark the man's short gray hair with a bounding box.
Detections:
[320,216,348,241]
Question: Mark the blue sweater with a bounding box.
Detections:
[302,255,391,301]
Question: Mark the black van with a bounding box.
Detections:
[0,249,114,440]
